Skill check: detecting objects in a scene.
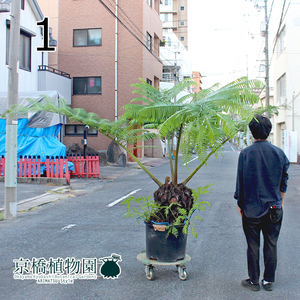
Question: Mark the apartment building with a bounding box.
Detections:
[43,0,162,157]
[160,0,188,50]
[270,2,300,163]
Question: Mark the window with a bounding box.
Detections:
[167,36,171,46]
[180,21,185,26]
[147,32,152,51]
[73,28,102,47]
[164,0,172,6]
[73,77,101,95]
[180,36,184,41]
[146,0,152,7]
[65,125,98,136]
[277,73,286,103]
[21,0,25,10]
[6,24,31,71]
[147,78,152,86]
[180,6,184,10]
[277,26,286,56]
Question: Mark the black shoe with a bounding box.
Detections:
[241,279,260,291]
[262,280,273,291]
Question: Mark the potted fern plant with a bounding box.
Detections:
[6,77,267,262]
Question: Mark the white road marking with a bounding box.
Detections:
[61,224,76,230]
[183,156,198,166]
[107,189,141,207]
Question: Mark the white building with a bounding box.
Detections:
[270,2,300,163]
[0,0,71,102]
[160,30,192,87]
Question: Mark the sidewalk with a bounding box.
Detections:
[0,156,169,214]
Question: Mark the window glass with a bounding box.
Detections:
[88,29,102,46]
[277,73,286,103]
[73,77,87,94]
[74,30,87,46]
[19,33,31,71]
[74,29,102,46]
[73,77,101,95]
[65,125,75,135]
[147,32,152,51]
[87,77,101,94]
[277,26,286,56]
[65,125,98,136]
[6,27,31,71]
[76,125,85,135]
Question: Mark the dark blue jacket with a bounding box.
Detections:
[234,140,289,218]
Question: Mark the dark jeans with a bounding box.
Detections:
[242,208,283,284]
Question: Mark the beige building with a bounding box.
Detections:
[192,71,202,93]
[38,0,163,157]
[160,0,188,50]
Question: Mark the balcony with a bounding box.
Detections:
[38,65,71,105]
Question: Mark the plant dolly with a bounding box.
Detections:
[137,250,191,281]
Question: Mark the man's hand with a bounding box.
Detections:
[280,191,285,210]
[238,207,243,218]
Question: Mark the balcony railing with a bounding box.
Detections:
[38,65,70,78]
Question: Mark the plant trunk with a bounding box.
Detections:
[152,179,194,224]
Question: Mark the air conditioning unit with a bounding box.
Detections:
[0,0,11,13]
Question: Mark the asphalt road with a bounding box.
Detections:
[1,143,300,300]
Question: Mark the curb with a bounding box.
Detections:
[0,186,84,213]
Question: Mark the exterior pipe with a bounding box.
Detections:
[115,0,118,120]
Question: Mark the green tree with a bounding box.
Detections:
[5,76,271,229]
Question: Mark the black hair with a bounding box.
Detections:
[249,115,272,139]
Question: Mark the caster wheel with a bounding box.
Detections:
[145,265,155,280]
[178,266,187,281]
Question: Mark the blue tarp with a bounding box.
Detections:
[0,118,66,160]
[0,91,74,174]
[0,118,74,174]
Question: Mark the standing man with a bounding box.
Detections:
[234,115,289,291]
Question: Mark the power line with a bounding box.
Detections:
[272,0,287,55]
[98,0,161,63]
[107,0,148,42]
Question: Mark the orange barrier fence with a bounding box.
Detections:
[0,155,70,183]
[45,156,70,183]
[67,155,99,179]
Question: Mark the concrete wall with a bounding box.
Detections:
[38,69,71,103]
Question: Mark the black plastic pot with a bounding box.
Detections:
[145,222,187,262]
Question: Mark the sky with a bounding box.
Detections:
[188,0,270,88]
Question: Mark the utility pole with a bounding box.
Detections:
[249,0,270,118]
[264,0,270,118]
[4,0,21,219]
